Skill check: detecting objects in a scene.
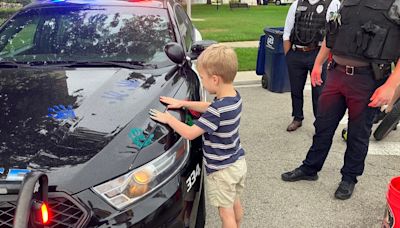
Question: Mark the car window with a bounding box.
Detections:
[174,5,193,51]
[0,10,39,57]
[0,6,174,65]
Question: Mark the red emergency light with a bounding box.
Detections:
[40,203,49,224]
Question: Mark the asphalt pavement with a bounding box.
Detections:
[204,80,400,228]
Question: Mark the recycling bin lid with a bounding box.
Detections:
[263,27,284,35]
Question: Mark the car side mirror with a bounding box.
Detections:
[189,40,218,60]
[164,42,186,65]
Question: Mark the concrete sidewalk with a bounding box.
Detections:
[235,70,261,85]
[221,41,259,48]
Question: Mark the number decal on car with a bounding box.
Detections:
[186,164,201,192]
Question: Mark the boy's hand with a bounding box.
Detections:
[160,96,184,109]
[149,109,173,124]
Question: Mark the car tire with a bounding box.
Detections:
[275,0,281,5]
[261,74,269,89]
[195,186,206,228]
[373,100,400,141]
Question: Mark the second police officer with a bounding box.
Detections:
[283,0,341,132]
[282,0,400,200]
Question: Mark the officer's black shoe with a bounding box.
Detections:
[281,168,318,182]
[334,181,355,200]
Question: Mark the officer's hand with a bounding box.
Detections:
[382,86,400,113]
[368,84,396,108]
[311,65,323,87]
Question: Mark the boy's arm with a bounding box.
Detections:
[160,96,210,113]
[182,101,211,113]
[149,109,205,140]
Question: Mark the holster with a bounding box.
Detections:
[371,63,391,81]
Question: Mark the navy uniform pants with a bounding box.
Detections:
[286,49,327,121]
[299,64,384,183]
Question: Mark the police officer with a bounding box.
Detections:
[284,0,341,131]
[282,0,400,200]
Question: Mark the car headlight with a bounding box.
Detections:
[93,139,189,210]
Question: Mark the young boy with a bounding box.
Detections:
[149,44,247,228]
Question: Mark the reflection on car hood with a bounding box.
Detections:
[0,66,180,193]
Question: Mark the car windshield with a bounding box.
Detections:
[0,5,174,66]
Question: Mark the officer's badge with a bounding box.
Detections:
[316,5,324,14]
[329,11,342,25]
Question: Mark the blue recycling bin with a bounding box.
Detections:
[256,27,291,93]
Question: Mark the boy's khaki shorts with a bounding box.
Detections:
[205,158,247,208]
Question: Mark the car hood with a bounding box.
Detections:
[0,66,182,193]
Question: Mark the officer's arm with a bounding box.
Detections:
[369,59,400,108]
[284,40,292,55]
[283,0,297,55]
[313,39,331,67]
[310,39,331,87]
[387,59,400,89]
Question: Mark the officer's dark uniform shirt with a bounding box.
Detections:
[326,0,400,64]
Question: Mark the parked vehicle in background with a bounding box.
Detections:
[273,0,294,5]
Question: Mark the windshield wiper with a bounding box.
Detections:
[0,61,32,68]
[31,61,158,69]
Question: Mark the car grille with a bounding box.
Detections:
[0,193,89,228]
[0,201,16,228]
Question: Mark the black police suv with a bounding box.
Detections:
[0,0,213,227]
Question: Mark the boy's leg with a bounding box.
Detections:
[218,207,237,228]
[233,198,243,228]
[206,159,247,228]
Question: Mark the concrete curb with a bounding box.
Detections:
[221,41,259,48]
[234,70,261,85]
[234,79,261,86]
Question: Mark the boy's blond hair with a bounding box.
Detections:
[197,44,238,83]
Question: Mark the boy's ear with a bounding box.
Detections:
[212,74,222,85]
[211,74,219,84]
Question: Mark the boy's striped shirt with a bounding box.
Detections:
[194,92,245,174]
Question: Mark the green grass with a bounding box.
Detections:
[235,47,258,71]
[191,4,288,42]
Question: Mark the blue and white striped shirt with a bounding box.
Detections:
[194,92,245,174]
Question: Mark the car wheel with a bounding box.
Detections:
[195,186,206,228]
[275,0,281,5]
[261,74,269,89]
[373,100,400,141]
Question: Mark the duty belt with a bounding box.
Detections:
[333,62,373,76]
[292,45,319,52]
